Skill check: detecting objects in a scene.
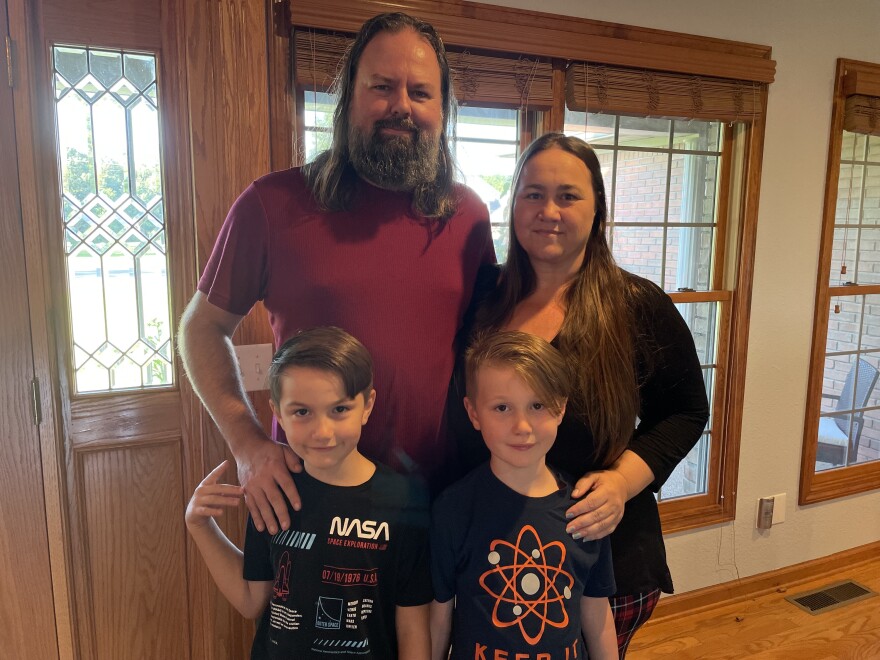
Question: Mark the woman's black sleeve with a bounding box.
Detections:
[628,283,710,491]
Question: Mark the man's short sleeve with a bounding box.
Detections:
[197,182,270,316]
[243,515,274,582]
[393,484,433,607]
[582,536,616,598]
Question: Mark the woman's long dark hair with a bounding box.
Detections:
[302,12,459,221]
[475,133,640,468]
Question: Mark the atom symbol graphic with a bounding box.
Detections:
[478,525,574,645]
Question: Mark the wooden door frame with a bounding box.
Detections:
[6,0,75,655]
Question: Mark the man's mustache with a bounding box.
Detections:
[373,117,419,134]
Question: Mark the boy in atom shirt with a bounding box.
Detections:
[186,326,432,659]
[431,331,617,660]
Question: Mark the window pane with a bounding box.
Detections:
[562,111,616,145]
[836,163,863,226]
[852,407,880,466]
[818,292,880,470]
[822,353,856,413]
[618,116,671,148]
[657,316,715,500]
[660,433,710,499]
[666,225,713,291]
[303,90,334,163]
[613,150,669,224]
[865,165,880,225]
[817,352,880,470]
[826,296,862,356]
[830,227,858,286]
[855,228,880,285]
[456,106,518,141]
[673,120,721,152]
[610,225,664,285]
[54,46,173,393]
[667,154,718,225]
[860,295,880,352]
[565,109,722,294]
[868,135,880,163]
[842,130,868,162]
[675,301,718,366]
[453,108,519,262]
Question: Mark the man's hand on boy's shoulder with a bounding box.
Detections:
[235,439,303,535]
[185,460,244,530]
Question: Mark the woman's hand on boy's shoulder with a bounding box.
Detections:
[185,460,245,530]
[564,469,628,541]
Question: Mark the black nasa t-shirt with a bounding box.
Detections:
[243,463,432,659]
[432,463,616,660]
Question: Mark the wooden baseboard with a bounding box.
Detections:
[652,540,880,621]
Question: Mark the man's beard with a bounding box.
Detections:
[348,117,441,192]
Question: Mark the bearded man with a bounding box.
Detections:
[179,12,494,534]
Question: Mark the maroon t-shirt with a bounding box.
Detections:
[198,168,494,487]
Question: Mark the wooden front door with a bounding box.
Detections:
[0,0,60,654]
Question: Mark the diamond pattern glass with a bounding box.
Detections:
[110,78,138,104]
[85,229,112,254]
[122,229,148,254]
[121,200,146,223]
[136,215,161,239]
[130,96,162,207]
[54,47,88,85]
[55,73,71,99]
[124,54,156,91]
[153,230,166,252]
[75,74,104,100]
[86,199,110,221]
[89,50,123,88]
[69,213,96,239]
[105,215,129,239]
[54,47,173,393]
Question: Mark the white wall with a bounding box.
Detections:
[488,0,880,594]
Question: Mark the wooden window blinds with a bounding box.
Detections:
[842,66,880,137]
[293,29,554,109]
[565,63,765,123]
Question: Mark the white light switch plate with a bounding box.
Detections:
[234,343,274,392]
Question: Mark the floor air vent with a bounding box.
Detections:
[785,580,876,615]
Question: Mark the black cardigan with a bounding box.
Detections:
[445,264,710,594]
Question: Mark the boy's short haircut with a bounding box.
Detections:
[464,331,571,416]
[269,326,373,404]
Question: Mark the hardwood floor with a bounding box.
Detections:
[629,555,880,659]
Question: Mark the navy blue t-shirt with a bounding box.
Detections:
[432,463,615,659]
[244,464,432,659]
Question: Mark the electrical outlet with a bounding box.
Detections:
[233,343,274,392]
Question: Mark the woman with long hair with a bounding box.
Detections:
[449,133,709,656]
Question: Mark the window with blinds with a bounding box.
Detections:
[284,0,774,531]
[561,54,766,505]
[802,59,880,505]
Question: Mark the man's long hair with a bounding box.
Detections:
[474,133,641,468]
[302,13,459,222]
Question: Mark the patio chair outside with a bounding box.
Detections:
[816,357,879,468]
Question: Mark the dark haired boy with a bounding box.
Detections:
[430,332,617,660]
[186,327,431,659]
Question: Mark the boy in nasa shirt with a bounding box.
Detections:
[185,327,431,659]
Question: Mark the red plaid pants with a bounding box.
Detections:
[610,589,661,658]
